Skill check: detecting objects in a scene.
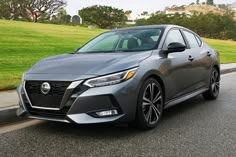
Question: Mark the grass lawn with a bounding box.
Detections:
[0,20,236,91]
[203,38,236,64]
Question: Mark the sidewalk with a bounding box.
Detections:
[1,63,236,110]
[221,63,236,74]
[0,90,18,109]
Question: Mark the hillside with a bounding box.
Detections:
[168,4,236,20]
[185,4,227,15]
[0,20,236,90]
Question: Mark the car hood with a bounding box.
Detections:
[25,51,152,81]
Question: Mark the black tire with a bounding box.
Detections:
[135,78,164,130]
[202,67,220,100]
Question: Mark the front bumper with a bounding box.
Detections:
[17,78,139,124]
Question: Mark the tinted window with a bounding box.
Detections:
[195,35,202,46]
[165,29,186,48]
[183,31,199,48]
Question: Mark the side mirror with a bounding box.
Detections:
[165,42,186,53]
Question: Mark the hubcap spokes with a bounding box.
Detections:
[142,83,162,124]
[211,70,220,95]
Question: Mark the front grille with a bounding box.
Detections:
[25,81,71,109]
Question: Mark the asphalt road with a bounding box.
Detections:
[0,73,236,157]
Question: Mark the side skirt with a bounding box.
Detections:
[164,87,209,109]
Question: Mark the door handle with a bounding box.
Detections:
[188,55,194,62]
[207,51,211,56]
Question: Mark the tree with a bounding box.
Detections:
[24,0,66,22]
[79,5,127,28]
[189,2,195,6]
[62,15,71,24]
[135,19,146,26]
[141,11,149,16]
[0,0,22,20]
[0,0,66,22]
[57,8,70,24]
[125,10,132,14]
[196,0,200,4]
[207,0,214,5]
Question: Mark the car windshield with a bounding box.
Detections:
[77,28,163,53]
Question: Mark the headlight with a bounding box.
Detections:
[84,67,138,87]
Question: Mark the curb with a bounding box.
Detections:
[0,106,25,125]
[1,67,236,125]
[221,68,236,75]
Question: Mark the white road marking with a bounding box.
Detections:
[0,120,43,134]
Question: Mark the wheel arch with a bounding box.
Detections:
[139,70,166,103]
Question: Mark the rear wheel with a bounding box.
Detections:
[202,68,220,100]
[135,78,164,130]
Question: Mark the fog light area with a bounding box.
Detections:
[96,109,118,117]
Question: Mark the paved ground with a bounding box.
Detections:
[0,72,235,157]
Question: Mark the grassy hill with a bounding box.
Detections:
[0,20,236,90]
[185,4,228,15]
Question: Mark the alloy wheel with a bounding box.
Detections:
[211,69,220,96]
[142,83,163,125]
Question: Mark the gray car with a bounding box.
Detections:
[17,25,220,129]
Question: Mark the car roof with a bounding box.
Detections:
[110,25,200,38]
[111,25,185,32]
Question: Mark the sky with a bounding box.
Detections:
[66,0,236,15]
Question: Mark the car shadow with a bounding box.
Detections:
[162,95,206,121]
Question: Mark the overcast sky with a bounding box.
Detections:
[66,0,236,15]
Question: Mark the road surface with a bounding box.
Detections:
[0,73,236,157]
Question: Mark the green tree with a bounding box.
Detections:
[0,0,22,20]
[196,0,200,4]
[57,8,71,24]
[0,0,66,22]
[145,12,236,40]
[79,5,127,28]
[207,0,214,5]
[125,10,132,14]
[135,19,147,26]
[141,11,149,16]
[62,15,71,24]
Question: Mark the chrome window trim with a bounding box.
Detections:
[23,80,83,111]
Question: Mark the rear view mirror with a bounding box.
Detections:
[166,42,186,53]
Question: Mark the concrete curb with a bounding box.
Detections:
[1,67,236,125]
[0,105,25,125]
[221,67,236,75]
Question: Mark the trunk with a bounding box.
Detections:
[33,13,38,22]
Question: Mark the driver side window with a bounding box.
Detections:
[165,29,186,48]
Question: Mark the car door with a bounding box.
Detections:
[181,30,211,90]
[162,29,196,100]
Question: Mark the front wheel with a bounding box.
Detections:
[202,68,220,100]
[135,78,164,130]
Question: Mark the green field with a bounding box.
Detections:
[0,20,236,91]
